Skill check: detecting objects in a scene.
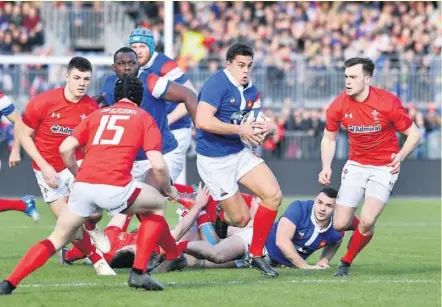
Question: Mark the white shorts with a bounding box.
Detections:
[131,145,187,183]
[67,180,143,217]
[337,160,399,207]
[197,148,264,201]
[34,160,82,203]
[234,227,268,256]
[171,127,192,157]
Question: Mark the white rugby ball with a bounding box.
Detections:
[240,111,274,148]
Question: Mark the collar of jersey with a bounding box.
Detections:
[223,69,253,91]
[310,207,332,233]
[139,51,159,74]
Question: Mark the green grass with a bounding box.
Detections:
[0,198,440,307]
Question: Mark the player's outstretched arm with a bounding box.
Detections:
[162,81,198,123]
[276,217,323,270]
[319,129,338,185]
[59,136,80,176]
[167,79,196,125]
[316,240,342,268]
[5,110,22,168]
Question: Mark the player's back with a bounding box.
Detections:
[75,101,161,187]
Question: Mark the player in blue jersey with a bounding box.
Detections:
[195,43,281,277]
[0,92,39,222]
[100,47,197,185]
[127,28,194,184]
[183,188,348,270]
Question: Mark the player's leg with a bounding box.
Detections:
[0,196,39,222]
[237,152,281,277]
[0,204,88,295]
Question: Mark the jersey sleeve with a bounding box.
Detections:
[141,112,162,152]
[281,201,304,227]
[22,95,46,130]
[100,76,116,106]
[325,97,342,132]
[0,94,15,117]
[390,97,413,132]
[71,118,90,147]
[198,76,225,109]
[160,60,189,84]
[146,73,170,100]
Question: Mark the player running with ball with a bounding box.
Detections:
[319,57,421,276]
[195,43,281,277]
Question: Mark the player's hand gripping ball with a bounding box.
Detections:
[240,111,276,148]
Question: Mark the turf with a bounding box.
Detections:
[0,198,440,307]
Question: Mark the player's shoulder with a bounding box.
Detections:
[30,88,63,106]
[203,70,228,88]
[103,73,118,85]
[331,91,348,106]
[0,92,13,108]
[287,199,312,213]
[81,94,99,109]
[370,86,400,105]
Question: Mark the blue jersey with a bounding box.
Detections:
[0,92,15,119]
[265,200,344,267]
[140,52,192,131]
[195,69,261,157]
[100,71,178,160]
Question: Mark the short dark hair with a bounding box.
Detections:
[344,57,375,77]
[226,43,254,62]
[67,56,92,73]
[114,75,144,106]
[114,47,137,63]
[319,187,338,199]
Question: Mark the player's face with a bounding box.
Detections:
[131,43,150,66]
[66,68,91,98]
[344,64,370,97]
[113,52,139,79]
[313,192,335,222]
[226,55,253,85]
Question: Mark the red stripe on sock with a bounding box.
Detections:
[342,228,373,264]
[249,205,277,257]
[127,188,141,207]
[6,239,55,287]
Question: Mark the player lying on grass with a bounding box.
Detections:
[60,183,211,272]
[182,188,359,270]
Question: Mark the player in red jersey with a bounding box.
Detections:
[14,57,114,275]
[0,76,181,294]
[318,57,421,276]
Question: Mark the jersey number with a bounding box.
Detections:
[92,115,130,145]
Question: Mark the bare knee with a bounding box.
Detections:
[211,250,226,264]
[260,187,283,210]
[333,218,351,232]
[231,213,250,228]
[359,217,375,234]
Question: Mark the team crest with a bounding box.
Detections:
[371,110,379,122]
[319,240,327,248]
[80,114,87,121]
[230,97,236,105]
[247,100,254,109]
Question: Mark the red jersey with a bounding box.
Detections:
[22,88,98,172]
[325,87,413,166]
[103,226,137,263]
[72,100,162,186]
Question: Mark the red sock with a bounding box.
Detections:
[205,197,218,222]
[249,205,277,257]
[71,231,102,264]
[0,199,26,212]
[121,214,134,232]
[84,221,96,231]
[64,246,86,262]
[173,184,194,193]
[132,214,164,273]
[6,239,55,287]
[158,219,181,260]
[177,240,189,252]
[350,216,360,231]
[342,228,373,264]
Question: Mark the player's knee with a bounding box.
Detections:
[261,187,283,210]
[359,217,375,233]
[89,212,103,224]
[333,218,350,232]
[212,250,226,264]
[231,213,250,228]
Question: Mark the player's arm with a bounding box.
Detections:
[316,239,342,268]
[59,119,89,176]
[396,123,421,160]
[167,79,196,125]
[5,110,22,168]
[275,217,313,269]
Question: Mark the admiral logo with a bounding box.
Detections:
[51,124,73,135]
[348,124,381,133]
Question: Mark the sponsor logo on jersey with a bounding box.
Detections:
[51,124,73,135]
[229,110,248,125]
[348,124,381,133]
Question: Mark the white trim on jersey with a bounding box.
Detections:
[151,76,169,99]
[252,98,261,109]
[139,52,159,73]
[0,95,13,110]
[164,66,184,81]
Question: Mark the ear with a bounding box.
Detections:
[112,64,116,72]
[364,75,371,86]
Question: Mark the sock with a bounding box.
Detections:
[173,183,194,193]
[350,216,360,231]
[84,221,96,231]
[121,214,134,233]
[158,218,181,260]
[341,228,373,264]
[64,246,86,262]
[177,240,189,252]
[6,239,55,287]
[132,214,164,273]
[0,199,26,212]
[71,230,102,264]
[249,205,278,257]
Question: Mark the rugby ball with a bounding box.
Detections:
[240,111,275,148]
